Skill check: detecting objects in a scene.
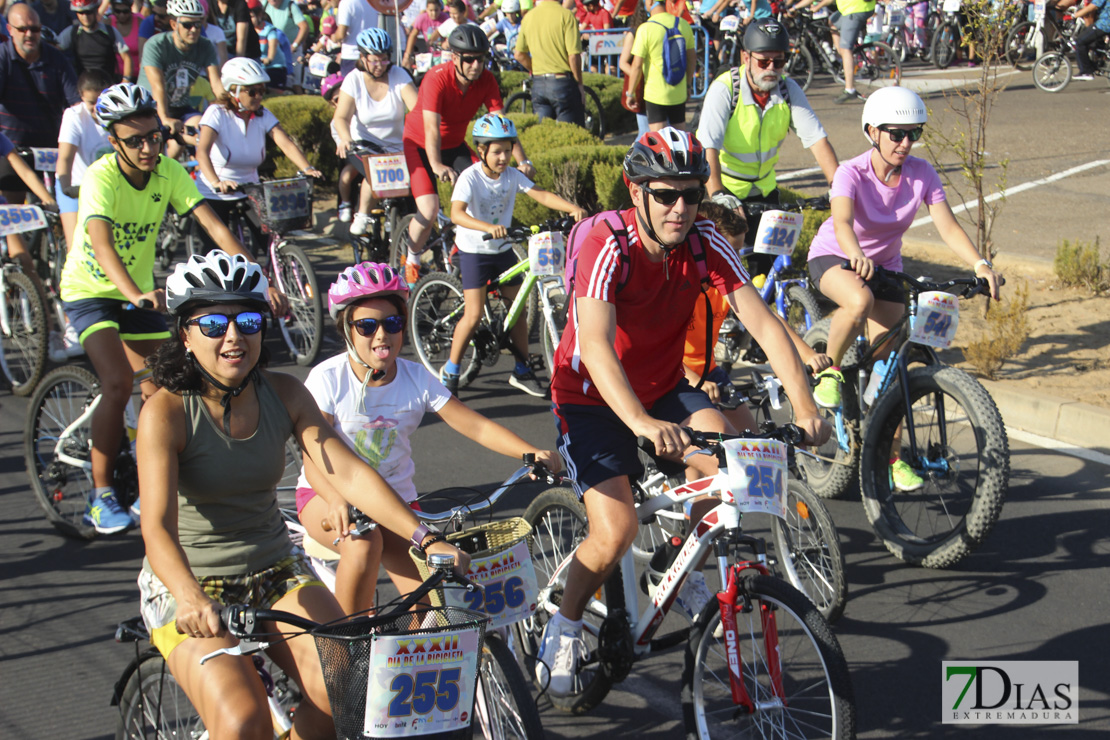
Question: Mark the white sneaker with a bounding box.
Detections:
[48,331,67,364]
[675,571,715,623]
[534,615,586,697]
[1073,74,1095,81]
[337,202,353,222]
[350,212,370,236]
[63,321,84,357]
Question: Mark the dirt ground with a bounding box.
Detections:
[901,242,1110,412]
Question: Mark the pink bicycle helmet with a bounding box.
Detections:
[328,262,409,320]
[320,71,344,101]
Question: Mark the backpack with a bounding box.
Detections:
[729,66,791,117]
[649,15,688,87]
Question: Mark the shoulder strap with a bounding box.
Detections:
[686,223,714,390]
[600,214,633,294]
[730,66,741,118]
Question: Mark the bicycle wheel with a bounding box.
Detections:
[582,85,606,140]
[682,573,856,740]
[540,288,568,378]
[272,241,324,366]
[781,283,823,338]
[503,92,534,116]
[1032,51,1072,92]
[786,43,815,93]
[515,486,625,715]
[24,365,101,539]
[390,212,450,278]
[116,652,205,740]
[859,365,1009,569]
[2,269,48,396]
[799,318,859,500]
[473,632,546,740]
[931,24,957,69]
[854,40,901,92]
[184,216,202,259]
[1004,20,1036,69]
[772,479,848,623]
[408,271,481,386]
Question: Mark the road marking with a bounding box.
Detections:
[778,166,824,182]
[910,158,1110,229]
[1006,427,1110,468]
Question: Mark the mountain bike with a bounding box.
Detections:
[515,424,855,737]
[502,77,606,140]
[1005,3,1080,69]
[408,218,574,388]
[802,265,1009,568]
[1033,40,1110,91]
[346,143,416,266]
[784,10,902,92]
[113,553,489,740]
[1,203,51,395]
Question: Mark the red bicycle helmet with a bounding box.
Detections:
[623,127,709,185]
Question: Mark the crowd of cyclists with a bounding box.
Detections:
[1,0,1026,734]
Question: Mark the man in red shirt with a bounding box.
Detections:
[538,128,830,697]
[398,24,536,286]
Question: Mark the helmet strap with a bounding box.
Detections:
[343,324,387,409]
[193,358,258,435]
[635,197,677,281]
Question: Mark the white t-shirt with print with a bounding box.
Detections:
[295,354,451,503]
[338,0,382,60]
[58,103,111,186]
[451,163,535,254]
[196,105,280,200]
[340,65,412,150]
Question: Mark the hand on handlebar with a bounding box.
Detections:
[215,179,240,194]
[175,591,225,639]
[433,164,458,184]
[135,289,166,312]
[425,540,471,575]
[321,500,353,543]
[164,118,184,137]
[301,167,323,179]
[632,417,690,461]
[336,139,351,159]
[804,351,832,375]
[569,207,588,222]
[487,224,509,240]
[530,449,563,476]
[848,254,876,282]
[267,285,290,318]
[794,412,832,448]
[975,262,1003,301]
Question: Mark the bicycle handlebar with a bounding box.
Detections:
[636,424,805,463]
[743,197,830,218]
[479,216,577,242]
[414,454,562,527]
[840,261,1005,299]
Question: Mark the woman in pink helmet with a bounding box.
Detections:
[294,262,561,613]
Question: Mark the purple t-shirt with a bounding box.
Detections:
[807,150,946,271]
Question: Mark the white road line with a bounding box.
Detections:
[1006,427,1110,468]
[909,158,1110,229]
[778,166,824,182]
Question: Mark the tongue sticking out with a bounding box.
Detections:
[373,346,391,360]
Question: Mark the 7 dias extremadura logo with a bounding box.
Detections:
[942,661,1078,724]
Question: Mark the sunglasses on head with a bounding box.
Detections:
[349,315,405,337]
[186,311,266,337]
[178,20,202,29]
[458,54,486,65]
[641,184,705,207]
[877,125,924,143]
[751,55,786,69]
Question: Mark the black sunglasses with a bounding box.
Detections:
[751,55,786,69]
[10,25,43,33]
[457,54,486,65]
[116,128,165,150]
[178,20,202,29]
[349,315,405,337]
[76,8,98,14]
[877,125,924,143]
[186,311,265,337]
[641,184,705,207]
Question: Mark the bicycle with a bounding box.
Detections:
[113,553,490,740]
[153,128,203,270]
[1,203,51,396]
[1033,38,1110,91]
[408,218,574,388]
[801,265,1009,568]
[515,424,856,737]
[502,77,606,141]
[783,10,902,93]
[346,144,416,266]
[1005,1,1080,69]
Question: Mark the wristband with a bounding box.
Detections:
[973,258,992,270]
[417,532,447,553]
[410,522,442,550]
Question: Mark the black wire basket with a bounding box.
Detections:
[242,177,314,236]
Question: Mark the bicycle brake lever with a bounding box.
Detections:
[199,640,267,665]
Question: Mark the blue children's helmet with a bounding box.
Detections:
[472,114,517,144]
[356,27,393,55]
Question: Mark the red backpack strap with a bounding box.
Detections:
[567,211,632,298]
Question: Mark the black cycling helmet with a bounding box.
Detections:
[448,24,490,54]
[623,128,709,185]
[743,20,790,54]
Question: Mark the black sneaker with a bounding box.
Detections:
[509,368,546,398]
[440,366,460,396]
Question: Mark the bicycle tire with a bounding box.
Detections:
[772,479,848,623]
[854,40,901,91]
[272,240,324,366]
[184,216,202,259]
[1032,51,1072,92]
[116,651,206,740]
[786,43,815,93]
[782,283,823,337]
[1004,20,1036,69]
[514,486,625,715]
[681,573,856,740]
[799,317,860,500]
[859,365,1009,569]
[931,24,957,69]
[408,271,481,386]
[473,633,546,740]
[582,85,606,140]
[503,92,534,117]
[540,288,567,378]
[390,212,450,279]
[2,269,49,395]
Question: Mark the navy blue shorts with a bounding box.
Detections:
[457,249,523,291]
[554,380,716,498]
[62,297,171,345]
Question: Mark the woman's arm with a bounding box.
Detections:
[829,195,873,280]
[270,124,321,177]
[400,82,419,112]
[6,151,55,206]
[928,199,1002,300]
[56,141,78,195]
[618,32,634,76]
[195,123,237,194]
[333,89,356,158]
[437,397,562,472]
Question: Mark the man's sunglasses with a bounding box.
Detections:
[116,128,165,150]
[76,8,98,15]
[186,312,266,337]
[112,5,134,13]
[178,20,203,30]
[10,25,43,33]
[457,54,486,65]
[751,55,786,69]
[349,315,405,337]
[641,184,705,207]
[877,125,925,143]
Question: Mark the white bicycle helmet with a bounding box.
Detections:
[861,86,927,143]
[95,83,157,129]
[167,0,204,18]
[166,250,270,316]
[502,0,520,12]
[221,57,270,89]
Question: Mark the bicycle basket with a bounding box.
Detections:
[409,517,538,629]
[244,177,314,235]
[312,605,487,739]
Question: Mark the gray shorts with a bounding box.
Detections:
[831,10,873,50]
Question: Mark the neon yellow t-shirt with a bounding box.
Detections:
[632,13,695,106]
[60,154,203,302]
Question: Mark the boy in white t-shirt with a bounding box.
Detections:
[441,113,586,397]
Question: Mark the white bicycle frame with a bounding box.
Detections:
[0,204,51,378]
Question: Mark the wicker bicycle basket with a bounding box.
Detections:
[311,605,487,739]
[242,177,314,235]
[409,517,532,608]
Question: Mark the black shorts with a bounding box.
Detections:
[645,101,686,126]
[808,255,906,305]
[457,249,523,291]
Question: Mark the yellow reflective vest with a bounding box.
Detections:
[716,66,792,199]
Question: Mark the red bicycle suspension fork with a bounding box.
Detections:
[717,561,786,712]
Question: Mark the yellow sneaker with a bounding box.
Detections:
[813,368,844,408]
[890,458,924,492]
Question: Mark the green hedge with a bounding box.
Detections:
[262,95,340,180]
[778,186,831,263]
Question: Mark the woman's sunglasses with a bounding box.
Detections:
[349,315,405,337]
[641,184,705,207]
[186,311,265,337]
[877,125,924,143]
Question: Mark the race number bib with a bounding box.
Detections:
[266,179,312,219]
[441,538,539,629]
[365,626,480,737]
[812,6,829,18]
[173,67,190,103]
[753,210,803,256]
[30,148,59,173]
[364,153,411,198]
[480,18,497,34]
[942,0,961,12]
[909,291,960,349]
[719,14,740,32]
[1033,0,1046,20]
[308,52,332,77]
[0,205,47,237]
[723,438,789,520]
[528,231,565,277]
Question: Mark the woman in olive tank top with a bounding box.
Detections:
[136,251,467,739]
